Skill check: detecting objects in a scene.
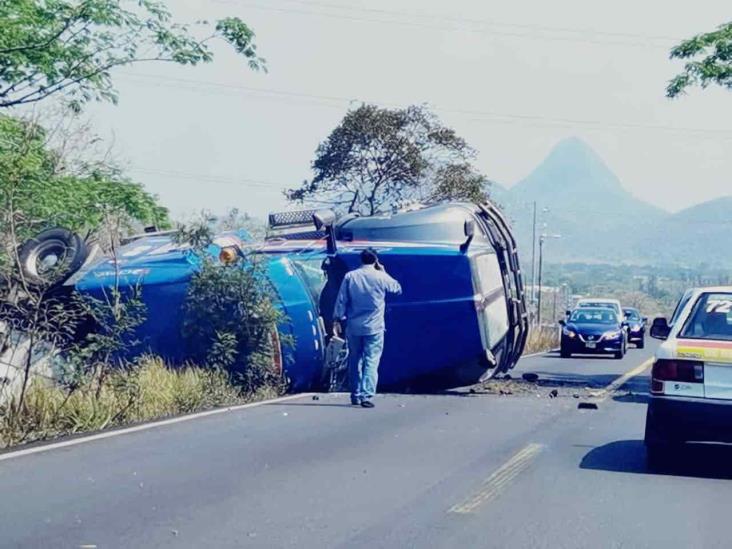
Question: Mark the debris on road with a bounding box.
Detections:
[471,374,607,401]
[578,402,599,410]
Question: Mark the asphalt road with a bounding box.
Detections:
[4,341,732,548]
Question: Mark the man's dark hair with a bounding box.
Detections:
[360,248,378,265]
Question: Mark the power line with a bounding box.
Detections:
[273,0,682,43]
[120,72,732,139]
[217,0,677,49]
[129,167,289,191]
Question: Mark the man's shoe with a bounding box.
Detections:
[351,398,361,406]
[360,400,375,409]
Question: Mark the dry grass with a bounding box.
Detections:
[523,325,560,355]
[0,356,281,448]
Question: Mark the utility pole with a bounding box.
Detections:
[530,201,537,306]
[537,236,544,326]
[537,233,561,327]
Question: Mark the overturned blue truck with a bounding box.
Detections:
[24,202,529,392]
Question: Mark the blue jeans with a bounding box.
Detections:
[347,331,385,402]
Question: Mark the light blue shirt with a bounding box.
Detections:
[334,264,402,336]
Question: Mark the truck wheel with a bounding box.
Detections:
[17,228,87,288]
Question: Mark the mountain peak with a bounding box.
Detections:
[515,137,623,196]
[550,136,602,162]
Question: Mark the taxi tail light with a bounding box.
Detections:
[651,359,704,394]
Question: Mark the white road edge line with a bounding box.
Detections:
[0,392,314,463]
[521,348,559,359]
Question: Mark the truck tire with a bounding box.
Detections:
[17,228,88,288]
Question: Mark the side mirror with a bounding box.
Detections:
[565,309,571,317]
[460,220,476,253]
[312,209,337,255]
[650,317,671,340]
[642,317,649,323]
[312,209,336,231]
[558,319,566,326]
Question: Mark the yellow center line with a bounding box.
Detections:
[592,357,654,402]
[448,357,653,515]
[448,443,544,514]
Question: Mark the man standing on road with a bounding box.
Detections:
[333,249,402,408]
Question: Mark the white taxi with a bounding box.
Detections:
[645,287,732,467]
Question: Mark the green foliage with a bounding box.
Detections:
[0,114,169,247]
[60,287,148,388]
[182,251,286,394]
[288,104,488,215]
[0,0,265,109]
[667,21,732,97]
[430,162,490,204]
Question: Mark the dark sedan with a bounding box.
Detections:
[560,307,627,359]
[623,307,647,349]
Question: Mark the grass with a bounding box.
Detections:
[0,356,282,449]
[523,325,560,355]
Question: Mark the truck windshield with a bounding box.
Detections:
[289,257,327,307]
[680,293,732,341]
[473,253,509,348]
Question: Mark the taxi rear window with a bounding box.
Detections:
[679,293,732,342]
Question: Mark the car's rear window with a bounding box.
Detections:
[570,308,618,324]
[624,309,641,321]
[679,293,732,342]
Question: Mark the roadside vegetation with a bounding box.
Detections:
[0,356,282,448]
[0,0,281,449]
[0,211,286,449]
[523,326,560,356]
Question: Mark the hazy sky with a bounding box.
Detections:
[88,0,731,218]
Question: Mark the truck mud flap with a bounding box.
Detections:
[477,202,529,372]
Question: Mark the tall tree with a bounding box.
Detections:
[429,163,490,204]
[0,113,168,250]
[287,104,490,215]
[0,0,265,109]
[667,21,732,98]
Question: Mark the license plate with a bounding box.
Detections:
[586,342,597,349]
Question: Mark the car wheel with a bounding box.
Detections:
[637,338,645,349]
[614,348,624,360]
[560,347,571,358]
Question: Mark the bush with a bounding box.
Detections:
[0,356,266,448]
[182,252,288,394]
